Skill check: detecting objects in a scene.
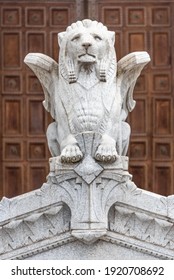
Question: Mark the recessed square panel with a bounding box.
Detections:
[50,8,69,26]
[26,8,45,26]
[27,75,42,94]
[153,73,171,93]
[28,142,46,160]
[153,140,173,161]
[130,140,147,160]
[127,8,145,26]
[151,7,170,26]
[3,75,21,94]
[3,141,22,160]
[2,7,21,26]
[102,7,122,26]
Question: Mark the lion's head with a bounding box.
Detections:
[58,19,117,83]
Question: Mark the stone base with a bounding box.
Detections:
[0,178,174,259]
[0,133,174,259]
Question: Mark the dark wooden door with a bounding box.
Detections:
[0,0,174,198]
[89,0,174,196]
[0,0,85,197]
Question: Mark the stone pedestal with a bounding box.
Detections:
[0,133,174,260]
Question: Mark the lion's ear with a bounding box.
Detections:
[108,31,115,46]
[58,32,66,46]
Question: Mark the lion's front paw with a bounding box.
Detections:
[61,145,83,163]
[95,145,118,163]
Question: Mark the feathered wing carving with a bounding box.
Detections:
[24,53,83,160]
[24,53,58,120]
[117,51,150,119]
[116,51,150,155]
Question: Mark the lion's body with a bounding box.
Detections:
[24,19,150,163]
[51,20,122,162]
[55,70,121,138]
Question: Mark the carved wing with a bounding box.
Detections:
[117,52,150,119]
[24,53,58,119]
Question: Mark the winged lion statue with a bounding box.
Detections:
[24,19,150,164]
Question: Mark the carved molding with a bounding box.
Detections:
[109,203,174,250]
[0,202,71,259]
[103,232,174,260]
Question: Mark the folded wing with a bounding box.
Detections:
[24,53,59,120]
[117,51,150,119]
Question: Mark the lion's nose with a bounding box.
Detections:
[82,42,92,49]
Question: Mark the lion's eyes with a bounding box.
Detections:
[71,35,81,42]
[93,35,102,41]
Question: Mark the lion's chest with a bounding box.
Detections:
[58,77,117,133]
[73,86,104,131]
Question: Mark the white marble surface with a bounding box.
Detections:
[24,19,150,164]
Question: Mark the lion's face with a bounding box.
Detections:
[66,27,110,64]
[58,20,116,83]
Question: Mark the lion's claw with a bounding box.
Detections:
[95,145,118,163]
[61,145,83,163]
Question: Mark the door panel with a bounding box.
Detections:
[89,0,174,195]
[0,0,84,198]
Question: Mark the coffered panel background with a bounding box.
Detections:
[90,0,174,195]
[0,0,174,197]
[0,0,84,198]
